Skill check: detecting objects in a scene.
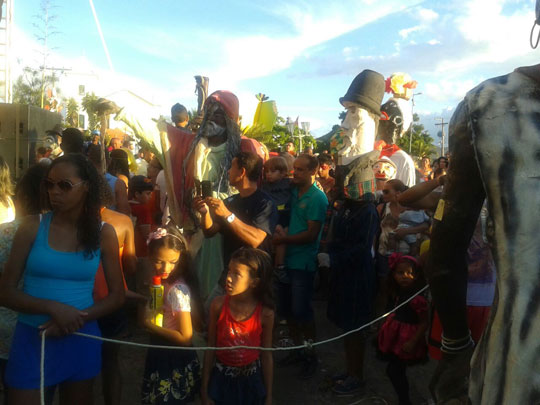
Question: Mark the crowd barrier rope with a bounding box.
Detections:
[39,285,429,405]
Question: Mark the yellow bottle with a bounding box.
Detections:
[149,276,164,327]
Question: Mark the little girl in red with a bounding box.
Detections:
[378,253,428,405]
[201,248,274,405]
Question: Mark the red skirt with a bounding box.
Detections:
[378,314,427,361]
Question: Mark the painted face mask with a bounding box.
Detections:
[373,158,397,180]
[330,104,376,164]
[201,120,226,138]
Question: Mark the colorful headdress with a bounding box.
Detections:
[385,73,417,100]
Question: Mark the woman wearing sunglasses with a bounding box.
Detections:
[0,154,125,405]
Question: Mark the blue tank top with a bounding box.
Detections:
[19,212,100,327]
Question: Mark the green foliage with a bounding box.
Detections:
[396,114,437,159]
[243,116,318,153]
[81,92,100,131]
[65,97,79,127]
[13,70,58,108]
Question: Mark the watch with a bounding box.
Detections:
[226,213,236,224]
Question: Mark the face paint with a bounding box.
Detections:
[331,102,376,164]
[373,159,397,180]
[201,120,226,138]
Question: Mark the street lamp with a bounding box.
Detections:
[409,92,422,154]
[300,121,310,153]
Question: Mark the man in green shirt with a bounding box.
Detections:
[273,154,328,379]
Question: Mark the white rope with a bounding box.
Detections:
[40,330,46,405]
[39,285,428,405]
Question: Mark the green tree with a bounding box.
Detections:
[65,97,79,127]
[396,114,436,159]
[13,69,60,108]
[81,92,100,131]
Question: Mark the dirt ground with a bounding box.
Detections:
[91,300,436,405]
[1,300,436,405]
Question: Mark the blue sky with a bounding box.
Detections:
[14,0,539,139]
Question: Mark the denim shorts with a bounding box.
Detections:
[275,268,316,322]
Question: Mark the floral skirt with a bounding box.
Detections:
[141,341,201,405]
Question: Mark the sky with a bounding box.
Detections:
[13,0,540,141]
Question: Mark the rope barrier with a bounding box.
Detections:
[39,285,429,405]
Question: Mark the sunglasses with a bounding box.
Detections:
[382,189,391,194]
[44,179,85,192]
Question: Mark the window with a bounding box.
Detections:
[78,114,85,128]
[78,85,85,95]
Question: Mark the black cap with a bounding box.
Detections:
[340,70,385,115]
[129,175,154,193]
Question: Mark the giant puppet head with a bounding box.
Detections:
[331,70,385,165]
[184,90,241,197]
[384,72,417,138]
[377,99,404,146]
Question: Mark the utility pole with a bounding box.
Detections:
[409,92,422,154]
[435,117,448,156]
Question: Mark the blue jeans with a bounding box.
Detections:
[276,269,316,322]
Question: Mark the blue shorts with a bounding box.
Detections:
[276,268,316,322]
[5,321,102,389]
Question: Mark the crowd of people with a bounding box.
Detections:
[0,96,496,405]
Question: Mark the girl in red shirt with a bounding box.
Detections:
[201,248,275,405]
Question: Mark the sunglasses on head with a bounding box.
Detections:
[44,179,85,192]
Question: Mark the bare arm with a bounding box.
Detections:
[225,216,267,248]
[274,220,322,245]
[82,223,125,321]
[144,309,193,346]
[193,197,221,238]
[121,216,137,276]
[426,100,486,340]
[260,307,275,405]
[114,179,131,216]
[201,296,223,405]
[398,177,444,211]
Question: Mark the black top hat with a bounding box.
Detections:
[340,70,385,115]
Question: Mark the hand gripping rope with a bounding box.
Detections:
[39,285,429,405]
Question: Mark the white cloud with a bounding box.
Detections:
[417,8,439,23]
[399,26,422,38]
[424,79,477,103]
[428,39,441,45]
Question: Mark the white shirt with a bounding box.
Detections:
[389,149,416,187]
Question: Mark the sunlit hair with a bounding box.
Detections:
[43,154,102,258]
[0,155,14,206]
[264,156,288,175]
[147,225,204,328]
[230,247,274,309]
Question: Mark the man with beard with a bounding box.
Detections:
[183,90,243,298]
